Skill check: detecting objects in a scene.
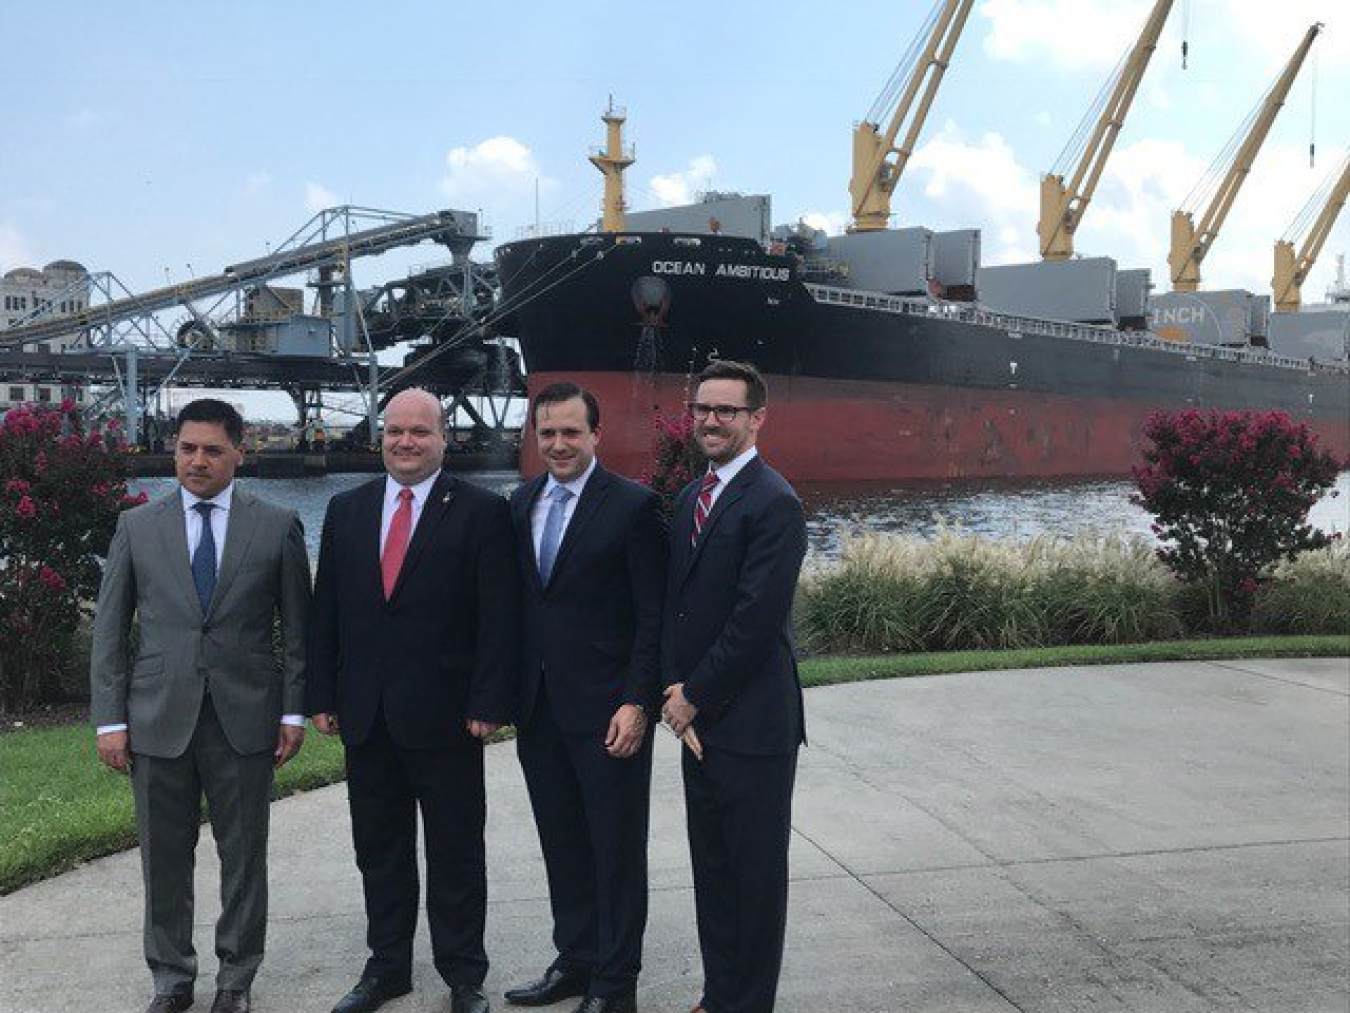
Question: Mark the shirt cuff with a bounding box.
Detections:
[96,723,128,735]
[281,714,305,727]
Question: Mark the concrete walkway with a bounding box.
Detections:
[1,658,1346,1013]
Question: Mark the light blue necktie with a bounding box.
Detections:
[537,485,572,585]
[191,501,217,614]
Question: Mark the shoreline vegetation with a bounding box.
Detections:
[0,634,1345,897]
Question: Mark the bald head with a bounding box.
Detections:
[382,388,448,486]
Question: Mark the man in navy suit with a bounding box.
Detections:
[505,383,666,1013]
[307,388,519,1013]
[660,360,808,1013]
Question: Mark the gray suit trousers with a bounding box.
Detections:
[131,697,274,994]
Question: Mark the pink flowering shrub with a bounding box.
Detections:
[1131,409,1340,630]
[0,401,147,710]
[641,409,705,515]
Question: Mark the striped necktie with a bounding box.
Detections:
[691,470,720,546]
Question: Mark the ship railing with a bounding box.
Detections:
[804,284,1350,376]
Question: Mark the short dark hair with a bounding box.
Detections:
[177,398,244,445]
[531,381,600,430]
[696,359,767,409]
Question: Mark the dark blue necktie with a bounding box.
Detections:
[537,485,572,585]
[191,501,217,614]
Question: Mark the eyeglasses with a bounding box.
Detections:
[686,402,754,423]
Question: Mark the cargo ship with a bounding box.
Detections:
[493,4,1350,481]
[495,225,1349,481]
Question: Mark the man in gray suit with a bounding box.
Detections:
[91,398,310,1013]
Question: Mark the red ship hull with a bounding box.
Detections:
[519,371,1350,482]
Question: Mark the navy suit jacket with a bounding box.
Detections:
[663,454,807,756]
[510,465,667,736]
[306,471,520,749]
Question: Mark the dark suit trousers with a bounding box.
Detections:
[517,688,653,997]
[345,710,488,987]
[682,744,798,1013]
[130,696,275,995]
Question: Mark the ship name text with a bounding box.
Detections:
[652,261,790,282]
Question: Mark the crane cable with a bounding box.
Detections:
[1281,151,1348,243]
[865,0,942,126]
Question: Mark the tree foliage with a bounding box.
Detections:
[642,409,705,515]
[0,402,146,711]
[1131,409,1340,630]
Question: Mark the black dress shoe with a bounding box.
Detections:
[210,990,251,1013]
[572,992,637,1013]
[451,984,490,1013]
[331,975,413,1013]
[504,966,589,1006]
[145,993,193,1013]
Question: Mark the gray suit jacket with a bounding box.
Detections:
[90,485,310,758]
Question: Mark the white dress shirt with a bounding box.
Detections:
[530,457,597,564]
[702,445,759,511]
[380,470,441,553]
[97,481,303,736]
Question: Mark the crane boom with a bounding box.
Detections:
[849,0,974,232]
[1039,0,1174,260]
[1169,22,1321,291]
[1273,155,1350,312]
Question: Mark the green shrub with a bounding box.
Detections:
[1251,543,1350,636]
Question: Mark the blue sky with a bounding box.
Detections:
[3,0,1347,307]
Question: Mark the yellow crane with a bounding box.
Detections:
[1272,154,1350,312]
[849,0,973,232]
[1169,23,1321,292]
[1039,0,1175,260]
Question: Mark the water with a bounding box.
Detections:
[130,470,1350,559]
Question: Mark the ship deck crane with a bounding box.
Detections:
[1273,153,1350,312]
[1039,0,1175,260]
[1168,23,1321,292]
[849,0,973,232]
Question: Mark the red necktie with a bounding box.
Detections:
[381,487,414,599]
[691,471,720,546]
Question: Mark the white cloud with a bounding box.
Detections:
[980,0,1152,72]
[242,172,273,198]
[907,121,1039,263]
[0,222,36,272]
[439,136,559,237]
[305,182,340,214]
[1223,1,1350,71]
[1069,137,1348,300]
[648,155,718,208]
[798,211,850,236]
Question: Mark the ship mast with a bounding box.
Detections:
[589,98,635,233]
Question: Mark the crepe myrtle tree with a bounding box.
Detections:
[1131,409,1340,630]
[643,408,706,516]
[0,401,146,711]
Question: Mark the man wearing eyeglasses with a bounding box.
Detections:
[660,360,808,1013]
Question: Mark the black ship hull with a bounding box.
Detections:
[495,233,1350,481]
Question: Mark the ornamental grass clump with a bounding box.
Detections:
[0,402,145,712]
[1250,543,1350,636]
[798,527,1179,654]
[1131,409,1340,631]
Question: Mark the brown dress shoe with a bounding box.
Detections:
[210,989,251,1013]
[145,993,194,1013]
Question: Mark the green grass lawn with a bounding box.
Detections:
[2,634,1346,895]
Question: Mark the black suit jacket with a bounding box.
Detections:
[306,471,520,749]
[663,454,807,756]
[510,465,667,736]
